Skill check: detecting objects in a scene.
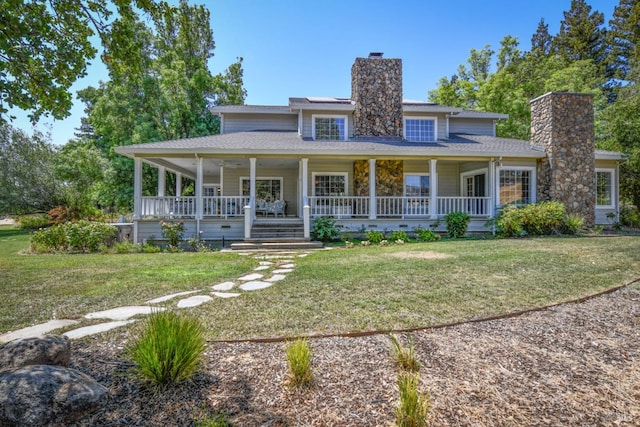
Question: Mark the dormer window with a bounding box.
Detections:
[312,115,348,140]
[404,117,437,142]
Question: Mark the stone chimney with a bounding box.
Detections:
[530,92,595,225]
[351,53,403,138]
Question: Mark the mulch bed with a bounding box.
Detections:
[70,285,640,426]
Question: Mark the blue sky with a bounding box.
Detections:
[12,0,616,145]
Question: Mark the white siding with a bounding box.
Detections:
[450,118,495,136]
[222,166,299,215]
[222,113,297,133]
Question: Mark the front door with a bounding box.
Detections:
[464,173,486,215]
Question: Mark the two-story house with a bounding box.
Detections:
[115,53,623,246]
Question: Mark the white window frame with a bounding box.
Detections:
[203,184,220,197]
[403,173,430,197]
[403,116,438,142]
[311,172,348,196]
[312,114,348,141]
[460,168,488,197]
[240,176,283,200]
[595,168,615,208]
[496,166,536,206]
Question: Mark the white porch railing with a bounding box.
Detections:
[202,196,249,218]
[377,196,430,217]
[308,196,369,218]
[437,197,491,216]
[141,196,196,218]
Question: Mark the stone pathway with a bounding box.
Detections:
[0,251,312,343]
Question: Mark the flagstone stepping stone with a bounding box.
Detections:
[212,292,241,298]
[212,281,235,291]
[272,268,294,274]
[258,261,273,266]
[265,274,286,282]
[85,306,161,321]
[297,253,310,258]
[64,321,137,339]
[254,265,271,271]
[238,281,273,291]
[177,295,213,308]
[280,263,295,269]
[0,320,80,343]
[237,273,264,281]
[146,290,200,304]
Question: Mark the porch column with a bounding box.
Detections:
[430,159,438,219]
[488,159,496,219]
[301,158,309,237]
[195,155,203,220]
[157,166,165,197]
[175,172,182,197]
[369,158,376,219]
[219,163,224,195]
[133,157,142,221]
[249,157,257,217]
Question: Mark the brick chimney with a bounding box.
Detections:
[351,53,403,138]
[530,92,595,225]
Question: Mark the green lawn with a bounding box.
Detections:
[2,226,639,340]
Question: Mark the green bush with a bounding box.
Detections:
[311,217,341,242]
[444,211,471,238]
[561,214,584,235]
[285,338,313,388]
[620,205,640,228]
[30,220,117,253]
[18,214,50,230]
[414,226,441,242]
[389,334,421,373]
[496,201,569,237]
[396,372,430,427]
[113,241,142,254]
[390,230,410,243]
[365,230,385,244]
[129,310,206,386]
[142,243,162,253]
[160,220,185,247]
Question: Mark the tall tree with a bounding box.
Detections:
[496,36,522,71]
[552,0,607,64]
[607,0,640,82]
[531,18,553,57]
[0,0,165,122]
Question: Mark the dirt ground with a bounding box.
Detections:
[70,284,640,426]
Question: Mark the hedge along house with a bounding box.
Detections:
[115,53,624,246]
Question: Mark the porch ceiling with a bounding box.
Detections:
[145,157,301,178]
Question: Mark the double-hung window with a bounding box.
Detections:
[596,169,614,207]
[312,173,347,196]
[498,168,535,205]
[404,117,437,142]
[312,115,347,140]
[241,177,282,200]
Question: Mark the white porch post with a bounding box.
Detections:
[369,158,376,219]
[301,158,310,238]
[175,172,182,197]
[219,163,224,195]
[249,158,257,209]
[489,159,496,219]
[430,159,438,219]
[195,155,203,220]
[157,166,165,197]
[133,157,142,221]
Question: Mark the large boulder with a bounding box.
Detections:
[0,335,70,372]
[0,364,108,426]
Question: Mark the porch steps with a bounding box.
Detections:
[229,219,323,250]
[230,240,323,251]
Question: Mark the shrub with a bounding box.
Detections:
[389,334,420,373]
[365,230,385,244]
[620,205,640,228]
[142,243,162,253]
[31,224,68,252]
[414,226,441,242]
[444,211,471,238]
[48,205,78,224]
[129,310,206,385]
[113,241,142,254]
[396,372,430,427]
[562,214,584,235]
[160,220,185,247]
[18,214,50,230]
[390,230,410,242]
[285,338,313,388]
[311,216,341,242]
[496,201,569,237]
[30,220,116,253]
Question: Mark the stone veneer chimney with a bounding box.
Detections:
[530,92,595,225]
[351,53,403,138]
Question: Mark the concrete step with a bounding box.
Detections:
[230,241,323,251]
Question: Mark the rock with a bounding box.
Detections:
[0,335,70,372]
[0,364,108,426]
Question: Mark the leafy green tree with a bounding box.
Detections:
[0,123,62,214]
[531,18,553,57]
[606,0,640,83]
[0,0,165,122]
[552,0,607,64]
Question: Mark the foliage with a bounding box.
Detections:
[30,220,117,253]
[194,412,232,427]
[129,310,206,386]
[390,230,410,242]
[395,372,430,427]
[414,226,441,242]
[113,241,142,254]
[389,334,421,373]
[17,214,50,230]
[142,243,162,253]
[562,214,585,235]
[494,201,582,237]
[311,217,341,242]
[0,0,164,122]
[0,123,63,215]
[620,205,640,228]
[444,211,471,238]
[160,220,185,247]
[48,206,77,224]
[285,338,313,388]
[365,230,385,244]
